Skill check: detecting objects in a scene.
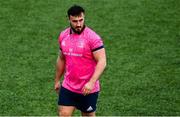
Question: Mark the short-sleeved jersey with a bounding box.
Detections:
[58,26,104,94]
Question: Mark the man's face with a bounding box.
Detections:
[69,13,85,33]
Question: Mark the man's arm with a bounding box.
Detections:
[54,53,65,94]
[83,48,106,95]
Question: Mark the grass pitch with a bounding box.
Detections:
[0,0,179,116]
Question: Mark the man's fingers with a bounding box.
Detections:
[54,83,61,94]
[55,87,59,91]
[83,88,90,96]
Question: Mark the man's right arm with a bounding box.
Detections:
[54,52,65,93]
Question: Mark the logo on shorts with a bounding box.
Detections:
[87,106,93,111]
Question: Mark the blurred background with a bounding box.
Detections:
[0,0,179,116]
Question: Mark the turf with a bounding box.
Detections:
[0,0,179,116]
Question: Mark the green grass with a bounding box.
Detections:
[0,0,180,116]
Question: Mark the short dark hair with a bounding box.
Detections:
[67,5,85,18]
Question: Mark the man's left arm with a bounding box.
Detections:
[83,48,106,95]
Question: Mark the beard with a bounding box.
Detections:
[70,24,85,34]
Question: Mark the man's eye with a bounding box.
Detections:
[72,20,78,23]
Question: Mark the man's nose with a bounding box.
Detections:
[77,21,81,26]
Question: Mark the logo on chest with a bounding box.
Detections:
[78,40,84,48]
[61,38,86,57]
[69,48,73,52]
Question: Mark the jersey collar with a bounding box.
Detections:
[70,25,86,35]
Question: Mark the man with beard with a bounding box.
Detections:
[54,5,106,116]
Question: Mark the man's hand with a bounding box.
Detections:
[82,81,95,96]
[54,81,60,94]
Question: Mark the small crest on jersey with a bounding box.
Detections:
[62,41,66,46]
[78,39,84,48]
[69,48,73,52]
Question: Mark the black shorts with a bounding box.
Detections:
[58,86,99,113]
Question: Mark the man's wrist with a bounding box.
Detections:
[89,78,96,83]
[55,78,60,83]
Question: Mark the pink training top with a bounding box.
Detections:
[58,26,104,94]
